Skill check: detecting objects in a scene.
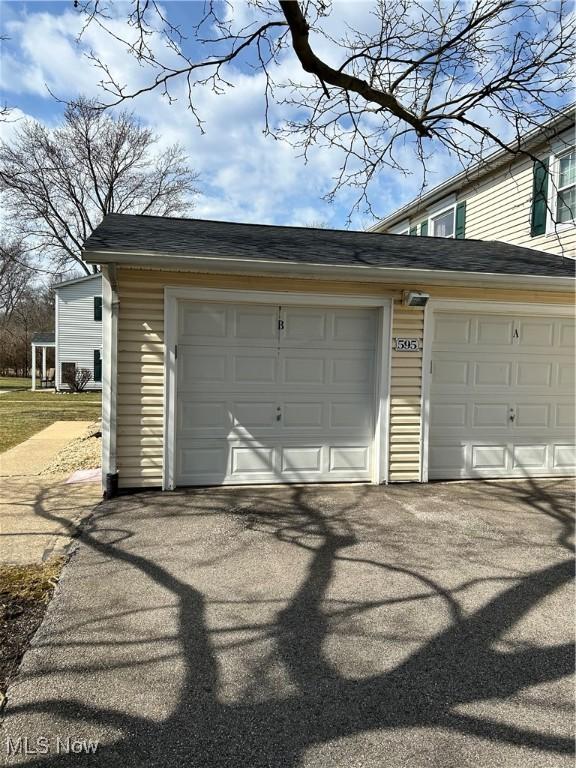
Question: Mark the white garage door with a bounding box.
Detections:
[429,312,575,479]
[175,302,379,485]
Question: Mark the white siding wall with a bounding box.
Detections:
[56,275,103,390]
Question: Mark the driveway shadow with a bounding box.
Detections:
[2,480,574,766]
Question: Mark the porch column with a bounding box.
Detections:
[42,346,47,382]
[31,344,36,391]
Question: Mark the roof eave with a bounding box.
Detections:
[82,249,575,291]
[370,109,575,232]
[54,273,102,290]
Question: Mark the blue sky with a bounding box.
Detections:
[0,0,558,230]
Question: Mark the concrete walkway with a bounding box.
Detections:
[0,422,102,564]
[0,476,102,564]
[0,421,92,477]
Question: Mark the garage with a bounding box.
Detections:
[428,309,575,479]
[81,213,575,492]
[173,300,385,485]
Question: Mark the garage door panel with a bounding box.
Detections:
[281,446,322,473]
[518,319,554,346]
[332,310,377,346]
[176,303,379,485]
[179,303,280,347]
[234,353,277,384]
[280,307,377,349]
[282,402,323,428]
[513,444,548,469]
[558,362,575,389]
[472,445,508,470]
[234,306,278,342]
[180,304,228,340]
[282,309,327,345]
[430,402,467,428]
[430,311,574,479]
[473,403,509,427]
[279,349,373,392]
[432,360,469,386]
[553,445,576,469]
[434,315,472,344]
[176,439,374,484]
[516,361,552,387]
[558,321,575,348]
[515,403,550,428]
[474,361,511,386]
[476,317,515,346]
[179,401,231,434]
[557,403,575,427]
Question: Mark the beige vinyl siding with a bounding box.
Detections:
[115,267,574,489]
[389,303,424,482]
[461,153,576,257]
[380,136,575,257]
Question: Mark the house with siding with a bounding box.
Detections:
[370,109,575,258]
[54,274,103,391]
[81,214,574,495]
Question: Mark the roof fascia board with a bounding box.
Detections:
[54,273,102,290]
[82,249,575,290]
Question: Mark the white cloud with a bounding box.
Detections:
[0,1,476,228]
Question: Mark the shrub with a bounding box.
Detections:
[62,366,92,393]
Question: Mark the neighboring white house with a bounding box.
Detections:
[371,108,575,258]
[54,273,103,391]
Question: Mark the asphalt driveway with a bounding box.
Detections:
[1,479,574,767]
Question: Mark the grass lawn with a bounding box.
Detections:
[0,557,64,694]
[0,390,102,452]
[0,376,33,391]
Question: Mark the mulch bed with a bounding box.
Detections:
[0,559,64,704]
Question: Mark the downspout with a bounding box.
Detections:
[101,264,119,498]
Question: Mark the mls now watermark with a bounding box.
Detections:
[5,736,99,756]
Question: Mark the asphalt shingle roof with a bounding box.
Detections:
[31,332,55,345]
[83,213,576,278]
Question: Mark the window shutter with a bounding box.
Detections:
[94,296,103,322]
[531,159,549,236]
[93,350,102,382]
[420,220,428,236]
[409,226,418,236]
[455,202,466,239]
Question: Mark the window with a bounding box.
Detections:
[94,296,102,322]
[556,150,575,225]
[431,208,455,237]
[61,362,76,385]
[93,350,102,382]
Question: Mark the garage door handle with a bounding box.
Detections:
[509,410,515,422]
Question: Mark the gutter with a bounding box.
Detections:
[101,264,119,498]
[83,249,575,292]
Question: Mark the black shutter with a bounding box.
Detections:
[455,202,466,239]
[93,350,102,382]
[94,296,102,322]
[531,159,549,236]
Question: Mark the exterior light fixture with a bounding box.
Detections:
[402,291,430,307]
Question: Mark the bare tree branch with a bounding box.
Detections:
[0,97,200,274]
[67,0,574,217]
